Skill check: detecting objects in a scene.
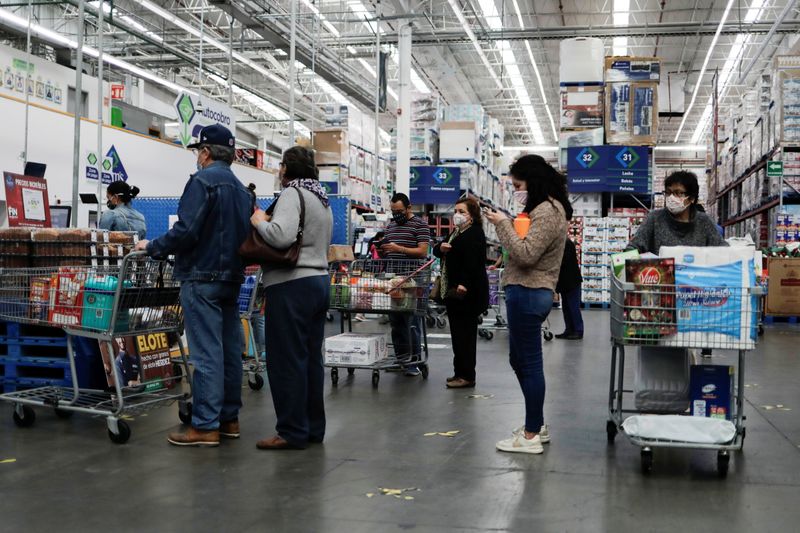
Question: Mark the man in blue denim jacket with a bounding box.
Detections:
[135,124,252,447]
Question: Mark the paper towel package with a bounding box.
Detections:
[658,246,757,349]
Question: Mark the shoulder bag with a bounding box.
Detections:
[239,186,306,267]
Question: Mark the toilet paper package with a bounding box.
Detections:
[658,246,758,349]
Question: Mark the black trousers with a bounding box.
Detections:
[446,302,479,382]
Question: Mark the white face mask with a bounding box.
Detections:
[514,190,528,206]
[453,213,469,227]
[665,194,688,215]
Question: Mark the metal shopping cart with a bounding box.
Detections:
[607,270,763,477]
[477,268,553,341]
[0,252,190,444]
[327,258,433,388]
[238,267,266,391]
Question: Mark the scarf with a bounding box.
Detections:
[286,178,329,208]
[439,226,464,295]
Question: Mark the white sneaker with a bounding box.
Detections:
[512,425,551,444]
[496,433,544,454]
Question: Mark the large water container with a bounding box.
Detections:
[559,37,605,84]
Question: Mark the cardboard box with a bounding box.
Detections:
[313,129,349,165]
[766,257,800,315]
[605,56,662,82]
[328,245,355,263]
[29,276,52,321]
[439,121,479,161]
[690,365,734,420]
[560,85,604,129]
[324,333,388,366]
[605,82,658,145]
[49,267,88,326]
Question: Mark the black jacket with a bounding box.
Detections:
[433,224,490,316]
[556,238,582,294]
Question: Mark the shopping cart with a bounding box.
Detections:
[607,271,763,477]
[0,251,190,444]
[478,268,552,341]
[327,258,433,388]
[238,267,266,391]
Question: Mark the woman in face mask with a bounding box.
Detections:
[484,155,573,455]
[98,181,147,239]
[432,198,490,388]
[628,171,726,254]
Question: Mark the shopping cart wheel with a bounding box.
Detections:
[54,408,74,419]
[172,362,184,384]
[12,405,35,428]
[477,316,484,325]
[108,420,131,445]
[484,331,494,340]
[347,368,356,376]
[436,317,447,329]
[426,316,436,328]
[640,448,653,474]
[327,312,334,322]
[717,451,730,478]
[606,420,618,444]
[331,368,339,386]
[371,370,380,388]
[543,330,554,342]
[178,401,192,425]
[248,374,265,391]
[420,364,429,380]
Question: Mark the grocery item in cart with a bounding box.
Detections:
[29,276,52,321]
[624,258,676,339]
[324,333,388,365]
[690,364,734,420]
[611,249,640,278]
[49,267,89,326]
[350,278,393,310]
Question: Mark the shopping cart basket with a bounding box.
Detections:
[238,267,266,390]
[607,270,763,476]
[0,251,190,444]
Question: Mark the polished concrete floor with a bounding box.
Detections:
[1,310,800,532]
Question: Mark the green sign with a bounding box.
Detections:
[767,160,783,178]
[12,58,33,72]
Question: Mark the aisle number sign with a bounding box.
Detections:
[566,145,650,193]
[767,160,784,178]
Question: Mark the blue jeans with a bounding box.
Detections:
[505,285,553,433]
[180,281,243,430]
[389,313,422,361]
[265,275,329,448]
[560,286,584,335]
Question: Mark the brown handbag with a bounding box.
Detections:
[239,187,306,267]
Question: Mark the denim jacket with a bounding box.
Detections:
[147,161,252,283]
[98,203,147,239]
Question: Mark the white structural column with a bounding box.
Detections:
[71,0,85,227]
[288,0,297,143]
[395,23,412,195]
[96,0,104,217]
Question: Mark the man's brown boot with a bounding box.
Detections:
[167,427,220,447]
[219,420,240,439]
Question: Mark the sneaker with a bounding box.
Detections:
[496,433,544,454]
[219,420,240,439]
[404,366,421,377]
[167,427,220,447]
[512,425,551,444]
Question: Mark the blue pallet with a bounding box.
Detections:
[2,375,72,393]
[582,302,610,309]
[763,315,798,324]
[1,359,71,393]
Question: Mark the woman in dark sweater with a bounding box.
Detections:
[433,198,490,388]
[556,238,583,340]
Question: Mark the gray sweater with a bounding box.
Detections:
[628,208,726,254]
[256,187,332,287]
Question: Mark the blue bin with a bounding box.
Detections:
[81,276,131,331]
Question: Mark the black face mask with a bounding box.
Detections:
[107,200,116,210]
[392,212,408,225]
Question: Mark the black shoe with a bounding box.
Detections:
[555,331,572,339]
[562,333,583,340]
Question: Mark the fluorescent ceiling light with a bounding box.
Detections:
[90,1,164,43]
[511,0,557,142]
[503,145,559,152]
[689,0,766,144]
[300,0,340,37]
[446,0,502,90]
[347,0,383,35]
[673,0,736,142]
[612,0,630,56]
[654,145,707,152]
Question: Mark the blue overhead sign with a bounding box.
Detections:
[566,145,650,193]
[410,166,461,204]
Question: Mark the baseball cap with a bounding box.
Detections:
[187,124,235,149]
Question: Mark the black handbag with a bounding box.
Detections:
[239,187,306,268]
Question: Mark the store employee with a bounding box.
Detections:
[99,181,147,239]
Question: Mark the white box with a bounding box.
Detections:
[439,121,479,160]
[324,333,389,366]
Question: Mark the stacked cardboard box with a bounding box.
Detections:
[604,56,660,145]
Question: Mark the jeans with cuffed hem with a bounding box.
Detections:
[180,281,243,430]
[505,285,552,433]
[265,275,329,448]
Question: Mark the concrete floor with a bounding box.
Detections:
[1,310,800,532]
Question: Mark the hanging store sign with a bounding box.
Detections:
[767,160,784,178]
[409,166,461,204]
[174,92,237,148]
[4,172,51,228]
[110,84,125,100]
[566,145,650,194]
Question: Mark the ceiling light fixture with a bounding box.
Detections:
[612,0,630,56]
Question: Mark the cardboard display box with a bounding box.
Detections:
[605,56,662,82]
[605,81,658,145]
[313,129,349,166]
[766,257,800,315]
[439,121,480,161]
[560,85,604,129]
